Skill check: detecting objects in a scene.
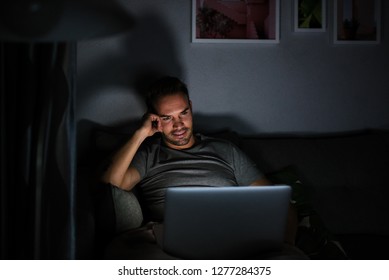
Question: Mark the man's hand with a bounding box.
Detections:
[140,113,163,138]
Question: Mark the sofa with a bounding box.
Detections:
[77,124,389,260]
[238,129,389,259]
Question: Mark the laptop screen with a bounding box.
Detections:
[162,185,291,259]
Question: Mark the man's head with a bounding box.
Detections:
[146,76,195,150]
[146,76,190,114]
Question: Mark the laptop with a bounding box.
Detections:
[161,185,291,259]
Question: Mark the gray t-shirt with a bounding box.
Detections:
[131,133,264,221]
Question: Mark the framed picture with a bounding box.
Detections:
[334,0,381,44]
[294,0,326,32]
[192,0,280,43]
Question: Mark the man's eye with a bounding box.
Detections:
[161,117,171,121]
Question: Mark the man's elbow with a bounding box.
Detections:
[100,171,121,188]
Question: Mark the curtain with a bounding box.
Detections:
[0,42,77,259]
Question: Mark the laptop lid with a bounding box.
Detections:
[162,185,291,259]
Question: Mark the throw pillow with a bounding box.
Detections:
[111,186,144,233]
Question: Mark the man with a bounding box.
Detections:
[102,76,302,259]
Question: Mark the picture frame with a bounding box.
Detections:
[294,0,326,32]
[333,0,381,44]
[192,0,280,43]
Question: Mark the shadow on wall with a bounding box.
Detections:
[77,11,184,163]
[77,10,184,109]
[77,11,183,102]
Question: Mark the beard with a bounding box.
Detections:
[162,127,194,148]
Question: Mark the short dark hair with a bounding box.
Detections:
[146,76,189,113]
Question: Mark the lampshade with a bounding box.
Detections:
[0,0,134,42]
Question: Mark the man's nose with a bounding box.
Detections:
[173,118,184,128]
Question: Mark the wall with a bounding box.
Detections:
[77,0,389,136]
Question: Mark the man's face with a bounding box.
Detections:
[154,92,195,150]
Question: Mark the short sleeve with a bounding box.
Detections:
[230,143,264,185]
[130,143,148,179]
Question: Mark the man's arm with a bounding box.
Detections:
[250,178,298,245]
[101,114,162,191]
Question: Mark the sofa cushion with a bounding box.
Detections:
[111,186,143,233]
